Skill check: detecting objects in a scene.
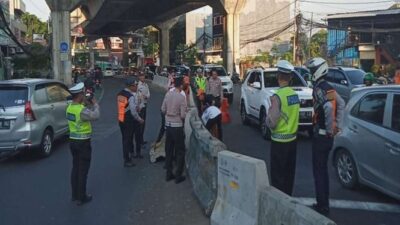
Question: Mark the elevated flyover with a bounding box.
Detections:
[46,0,246,84]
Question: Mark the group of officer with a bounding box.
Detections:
[266,58,345,215]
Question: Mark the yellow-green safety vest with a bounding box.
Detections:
[66,103,92,140]
[195,76,206,91]
[271,87,300,143]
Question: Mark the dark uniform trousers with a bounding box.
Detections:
[139,106,147,143]
[312,134,334,208]
[270,140,297,196]
[70,139,92,201]
[119,121,140,161]
[205,114,223,141]
[165,126,185,177]
[156,112,166,143]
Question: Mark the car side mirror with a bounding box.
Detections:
[252,81,261,89]
[340,80,348,85]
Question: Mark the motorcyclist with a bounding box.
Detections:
[364,72,376,86]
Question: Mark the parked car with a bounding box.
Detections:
[327,67,366,102]
[332,85,400,200]
[240,68,314,139]
[0,79,71,157]
[104,67,114,77]
[200,64,234,104]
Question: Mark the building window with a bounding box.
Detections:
[213,37,223,50]
[214,16,223,26]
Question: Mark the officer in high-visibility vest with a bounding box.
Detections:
[66,82,100,206]
[195,68,206,91]
[266,60,299,196]
[117,78,144,166]
[306,58,345,215]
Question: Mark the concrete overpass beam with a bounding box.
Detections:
[221,0,247,75]
[157,17,180,68]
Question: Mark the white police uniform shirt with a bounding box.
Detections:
[201,106,221,124]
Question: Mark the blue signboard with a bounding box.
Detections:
[60,42,69,53]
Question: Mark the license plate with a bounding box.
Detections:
[300,111,312,119]
[0,120,11,130]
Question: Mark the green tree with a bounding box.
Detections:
[176,43,198,66]
[13,43,50,76]
[142,27,159,57]
[21,12,48,42]
[308,30,327,58]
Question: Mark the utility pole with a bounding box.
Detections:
[293,0,298,65]
[308,12,313,58]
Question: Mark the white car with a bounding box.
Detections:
[104,68,114,77]
[201,64,234,103]
[240,68,314,139]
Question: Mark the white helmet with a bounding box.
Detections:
[277,60,294,74]
[163,67,168,72]
[197,68,203,73]
[305,57,328,82]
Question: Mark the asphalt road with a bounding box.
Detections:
[0,77,208,225]
[223,84,400,225]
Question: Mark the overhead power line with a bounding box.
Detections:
[241,1,295,31]
[300,0,393,4]
[241,21,295,47]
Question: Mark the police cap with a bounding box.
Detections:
[69,82,85,94]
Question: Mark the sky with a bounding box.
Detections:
[27,0,397,22]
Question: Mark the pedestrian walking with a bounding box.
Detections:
[138,73,150,147]
[206,69,223,108]
[117,78,144,166]
[266,60,299,196]
[161,77,187,184]
[306,57,345,215]
[66,82,100,205]
[202,96,222,140]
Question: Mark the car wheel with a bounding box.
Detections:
[259,109,271,140]
[228,95,233,104]
[39,129,53,157]
[334,149,359,189]
[240,101,250,125]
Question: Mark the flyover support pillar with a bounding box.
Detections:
[88,41,95,70]
[222,0,247,75]
[122,37,130,67]
[157,17,179,68]
[51,10,72,85]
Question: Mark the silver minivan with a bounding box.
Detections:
[332,85,400,200]
[0,79,71,157]
[326,67,366,102]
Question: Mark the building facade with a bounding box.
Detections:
[327,4,400,73]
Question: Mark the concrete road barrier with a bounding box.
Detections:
[185,107,227,216]
[258,187,336,225]
[211,151,269,225]
[152,75,168,89]
[209,151,336,225]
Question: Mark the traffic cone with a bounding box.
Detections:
[220,98,231,124]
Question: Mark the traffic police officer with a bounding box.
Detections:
[67,82,100,205]
[266,60,300,196]
[118,78,144,166]
[195,68,206,91]
[306,57,345,215]
[161,77,187,184]
[138,73,150,148]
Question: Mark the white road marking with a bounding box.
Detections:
[294,197,400,213]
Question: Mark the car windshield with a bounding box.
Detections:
[106,68,112,71]
[0,86,28,107]
[346,70,365,85]
[264,71,306,88]
[208,67,227,76]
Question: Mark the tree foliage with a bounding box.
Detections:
[308,30,328,58]
[176,43,198,66]
[21,12,48,42]
[13,43,50,74]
